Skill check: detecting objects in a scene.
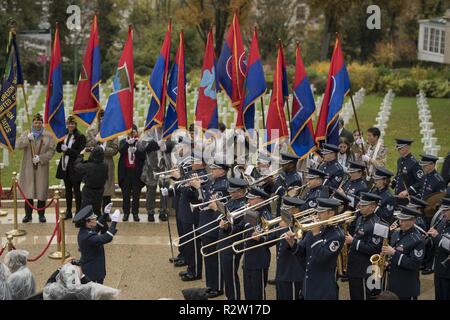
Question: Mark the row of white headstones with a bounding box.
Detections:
[374,89,395,146]
[417,90,441,158]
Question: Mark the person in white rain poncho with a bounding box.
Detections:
[4,250,36,300]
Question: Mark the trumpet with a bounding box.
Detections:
[189,195,231,211]
[154,168,179,177]
[249,168,283,187]
[177,195,279,248]
[173,173,213,186]
[286,183,308,197]
[199,196,280,257]
[230,208,318,254]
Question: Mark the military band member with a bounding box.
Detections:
[74,204,120,284]
[318,144,345,190]
[287,198,345,300]
[55,116,86,220]
[383,205,425,300]
[217,178,248,300]
[371,167,395,224]
[275,197,307,300]
[427,198,450,300]
[345,193,384,300]
[242,187,272,300]
[392,138,423,196]
[190,159,229,298]
[85,110,119,214]
[361,127,387,178]
[412,154,446,199]
[340,161,369,209]
[17,113,56,223]
[301,168,329,211]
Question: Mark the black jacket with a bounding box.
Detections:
[56,129,87,181]
[74,149,108,189]
[117,139,145,189]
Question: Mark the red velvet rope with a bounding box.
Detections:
[15,182,55,211]
[26,222,60,262]
[0,243,6,256]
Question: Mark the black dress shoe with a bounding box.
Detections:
[268,279,276,285]
[206,290,223,298]
[22,215,32,223]
[38,215,47,223]
[181,273,202,281]
[106,215,111,222]
[123,214,130,222]
[422,269,434,275]
[174,259,187,267]
[169,256,181,263]
[179,270,189,277]
[133,214,140,222]
[159,213,168,222]
[148,214,155,222]
[64,212,73,220]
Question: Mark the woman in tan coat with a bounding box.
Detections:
[16,114,56,223]
[85,110,119,213]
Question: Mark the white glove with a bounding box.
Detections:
[158,140,167,152]
[111,209,120,223]
[104,202,113,214]
[32,155,40,164]
[100,144,106,151]
[95,134,100,143]
[61,144,68,152]
[127,137,136,145]
[355,138,364,145]
[362,154,370,162]
[161,187,169,197]
[27,133,34,141]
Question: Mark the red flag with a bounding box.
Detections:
[195,30,218,131]
[266,43,288,152]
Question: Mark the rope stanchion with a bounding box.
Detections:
[49,198,70,260]
[0,180,19,217]
[60,211,70,264]
[16,182,56,211]
[0,164,6,216]
[28,222,60,262]
[6,172,26,237]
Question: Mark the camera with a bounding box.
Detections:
[71,259,82,266]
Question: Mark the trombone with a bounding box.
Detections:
[175,195,279,248]
[189,195,232,211]
[154,168,179,177]
[231,210,358,254]
[248,168,283,187]
[173,173,213,186]
[286,183,308,197]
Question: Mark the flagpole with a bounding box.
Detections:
[8,20,37,161]
[259,97,266,130]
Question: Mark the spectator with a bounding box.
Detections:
[441,151,450,185]
[338,137,353,171]
[338,118,354,144]
[4,250,36,300]
[0,262,11,300]
[351,129,365,161]
[56,116,87,220]
[118,125,145,222]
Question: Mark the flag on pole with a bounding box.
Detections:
[145,20,171,131]
[217,12,246,128]
[163,31,186,138]
[265,42,289,152]
[99,26,134,141]
[241,28,266,135]
[315,36,350,146]
[73,15,101,127]
[195,30,218,131]
[45,24,66,141]
[0,30,23,151]
[290,42,316,159]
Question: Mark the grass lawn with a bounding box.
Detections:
[428,97,450,161]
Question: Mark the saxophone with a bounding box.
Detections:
[370,238,389,279]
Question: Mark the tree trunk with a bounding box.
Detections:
[215,7,229,57]
[320,13,334,60]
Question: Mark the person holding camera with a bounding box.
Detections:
[74,204,120,284]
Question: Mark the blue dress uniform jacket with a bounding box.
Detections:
[371,187,395,224]
[78,215,117,283]
[274,230,305,282]
[318,159,345,189]
[301,186,329,211]
[411,170,446,199]
[347,213,384,278]
[433,220,450,279]
[387,227,425,298]
[198,175,229,238]
[271,170,302,216]
[393,153,423,194]
[217,197,247,253]
[243,207,273,270]
[342,178,368,209]
[293,226,345,300]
